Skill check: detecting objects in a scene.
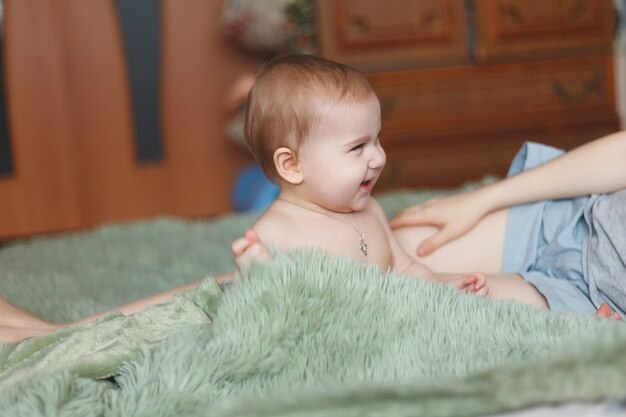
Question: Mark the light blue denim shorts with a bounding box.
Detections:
[501,142,597,314]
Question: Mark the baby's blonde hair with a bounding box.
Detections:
[244,54,375,181]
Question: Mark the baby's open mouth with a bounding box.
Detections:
[361,179,371,187]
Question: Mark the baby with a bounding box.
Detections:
[231,54,488,295]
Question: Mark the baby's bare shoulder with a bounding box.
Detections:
[252,204,292,240]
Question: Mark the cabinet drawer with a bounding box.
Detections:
[376,123,619,189]
[474,0,615,62]
[368,55,616,142]
[317,0,470,71]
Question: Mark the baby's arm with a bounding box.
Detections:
[373,200,489,296]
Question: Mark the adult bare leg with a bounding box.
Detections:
[0,325,58,344]
[392,209,626,316]
[0,295,57,329]
[0,273,236,343]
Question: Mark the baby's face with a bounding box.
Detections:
[295,95,385,213]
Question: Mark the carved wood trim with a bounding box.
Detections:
[333,0,458,50]
[488,0,606,41]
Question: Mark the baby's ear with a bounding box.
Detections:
[273,147,303,184]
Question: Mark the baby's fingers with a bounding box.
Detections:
[459,274,478,285]
[231,229,262,261]
[452,275,477,292]
[244,242,273,263]
[468,272,487,289]
[231,236,251,257]
[473,284,490,297]
[245,229,261,244]
[232,229,273,269]
[458,274,489,297]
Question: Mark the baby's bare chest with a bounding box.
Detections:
[268,213,393,272]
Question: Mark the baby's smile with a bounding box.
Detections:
[360,179,373,192]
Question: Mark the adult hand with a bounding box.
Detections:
[389,190,490,256]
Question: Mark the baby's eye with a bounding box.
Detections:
[351,144,364,152]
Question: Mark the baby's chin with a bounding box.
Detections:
[323,193,372,213]
[349,195,373,212]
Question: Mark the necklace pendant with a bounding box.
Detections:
[359,233,368,256]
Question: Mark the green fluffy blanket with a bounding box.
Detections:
[1,189,626,416]
[2,250,626,417]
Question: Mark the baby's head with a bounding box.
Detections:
[244,54,377,182]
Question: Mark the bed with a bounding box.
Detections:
[1,190,625,417]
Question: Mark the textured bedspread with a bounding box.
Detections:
[1,189,625,417]
[2,250,626,417]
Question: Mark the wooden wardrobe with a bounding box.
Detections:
[317,0,620,189]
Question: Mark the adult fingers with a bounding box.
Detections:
[416,227,456,256]
[389,206,435,229]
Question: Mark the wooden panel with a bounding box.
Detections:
[56,0,172,224]
[317,0,469,71]
[318,0,620,190]
[377,123,620,189]
[0,0,82,238]
[0,0,258,239]
[368,55,617,142]
[58,0,254,225]
[161,0,255,217]
[474,0,615,62]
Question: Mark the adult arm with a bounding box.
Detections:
[390,131,626,255]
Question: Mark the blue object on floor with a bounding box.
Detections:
[233,165,279,213]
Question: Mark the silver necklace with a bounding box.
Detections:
[278,198,368,256]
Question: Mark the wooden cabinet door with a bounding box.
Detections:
[474,0,615,62]
[0,0,253,239]
[56,0,182,226]
[0,0,82,239]
[58,0,250,227]
[317,0,470,71]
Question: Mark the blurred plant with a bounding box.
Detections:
[284,0,316,53]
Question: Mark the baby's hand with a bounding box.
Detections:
[231,229,273,271]
[447,272,489,297]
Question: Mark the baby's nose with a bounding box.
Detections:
[369,147,386,169]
